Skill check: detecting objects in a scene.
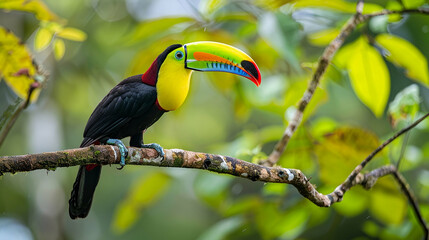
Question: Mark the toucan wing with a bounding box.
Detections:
[81,76,157,147]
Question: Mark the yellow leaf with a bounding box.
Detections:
[376,34,429,87]
[129,172,170,205]
[307,28,340,46]
[0,27,41,101]
[111,201,138,234]
[347,37,390,117]
[57,27,87,41]
[57,27,86,42]
[53,38,65,60]
[0,0,59,21]
[111,172,171,234]
[41,21,63,33]
[333,42,355,69]
[316,127,380,186]
[34,27,52,51]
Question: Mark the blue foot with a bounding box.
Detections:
[106,139,128,170]
[141,143,164,159]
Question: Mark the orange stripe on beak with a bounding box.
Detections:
[193,52,239,66]
[193,51,255,81]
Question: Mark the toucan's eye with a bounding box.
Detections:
[175,51,184,60]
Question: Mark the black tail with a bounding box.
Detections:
[69,165,101,219]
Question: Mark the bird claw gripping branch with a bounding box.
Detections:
[106,139,128,169]
[141,143,165,159]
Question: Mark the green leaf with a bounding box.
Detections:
[333,188,369,217]
[402,0,425,8]
[53,38,65,60]
[0,0,59,21]
[363,221,380,237]
[214,13,256,23]
[126,17,194,45]
[385,1,403,22]
[57,27,87,41]
[334,42,355,69]
[278,127,316,173]
[261,75,327,119]
[258,12,301,72]
[224,197,261,216]
[370,176,407,225]
[347,37,390,117]
[309,117,338,141]
[0,27,41,101]
[255,203,308,239]
[111,172,171,234]
[388,84,420,129]
[196,216,245,240]
[262,183,288,196]
[376,34,429,87]
[34,27,53,51]
[307,28,340,46]
[292,0,383,14]
[194,173,232,208]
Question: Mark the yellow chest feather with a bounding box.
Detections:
[156,57,193,111]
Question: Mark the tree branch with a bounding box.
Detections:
[0,148,418,210]
[262,7,429,167]
[0,145,332,207]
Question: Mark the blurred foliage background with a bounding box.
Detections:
[1,0,429,239]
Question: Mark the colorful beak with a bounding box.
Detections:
[184,41,261,86]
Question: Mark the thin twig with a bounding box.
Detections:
[396,130,410,169]
[360,165,397,189]
[0,81,40,148]
[392,170,429,239]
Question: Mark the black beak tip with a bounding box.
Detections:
[241,60,260,84]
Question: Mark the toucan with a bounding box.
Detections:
[69,41,261,219]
